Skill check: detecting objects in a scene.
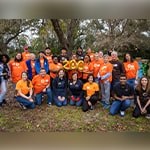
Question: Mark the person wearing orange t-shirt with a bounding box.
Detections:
[92,52,104,83]
[86,47,95,62]
[82,55,94,83]
[9,52,27,85]
[44,47,53,64]
[32,68,52,106]
[49,55,62,85]
[99,54,113,109]
[123,53,139,88]
[22,46,31,62]
[82,74,99,112]
[16,72,35,109]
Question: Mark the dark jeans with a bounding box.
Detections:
[82,95,98,112]
[35,88,52,105]
[127,78,135,89]
[16,96,35,109]
[133,104,150,118]
[53,96,67,107]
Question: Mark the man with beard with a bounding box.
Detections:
[58,48,69,64]
[44,47,53,64]
[76,47,85,61]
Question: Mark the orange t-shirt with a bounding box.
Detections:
[16,79,33,95]
[99,62,113,82]
[49,63,62,79]
[77,71,83,79]
[82,62,94,80]
[40,58,44,68]
[22,52,30,61]
[123,61,139,79]
[92,59,104,78]
[31,61,36,77]
[46,55,53,64]
[83,82,99,97]
[32,74,50,94]
[9,60,27,83]
[89,53,95,62]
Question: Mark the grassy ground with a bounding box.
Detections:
[0,83,150,132]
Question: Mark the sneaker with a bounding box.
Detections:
[145,114,150,119]
[100,101,106,106]
[47,102,52,106]
[20,103,27,110]
[90,105,94,110]
[120,111,125,117]
[2,99,7,104]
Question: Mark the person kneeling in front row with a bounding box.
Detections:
[109,74,134,117]
[82,74,99,112]
[52,69,68,107]
[32,68,52,106]
[133,76,150,119]
[15,72,35,109]
[69,72,83,107]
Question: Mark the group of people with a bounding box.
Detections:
[0,46,150,119]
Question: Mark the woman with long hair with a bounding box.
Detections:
[0,54,10,107]
[69,72,83,106]
[123,53,139,88]
[15,72,35,109]
[52,69,68,107]
[133,76,150,119]
[82,74,99,112]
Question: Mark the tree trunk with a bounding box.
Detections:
[51,19,69,50]
[0,43,8,54]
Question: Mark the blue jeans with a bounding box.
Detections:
[94,77,100,84]
[0,78,7,103]
[111,79,120,91]
[16,96,35,109]
[110,99,131,115]
[127,78,135,89]
[70,96,83,106]
[53,96,67,107]
[100,81,111,105]
[35,88,52,105]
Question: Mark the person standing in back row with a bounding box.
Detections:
[35,51,49,74]
[0,54,10,107]
[99,54,113,109]
[123,53,139,88]
[110,51,125,89]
